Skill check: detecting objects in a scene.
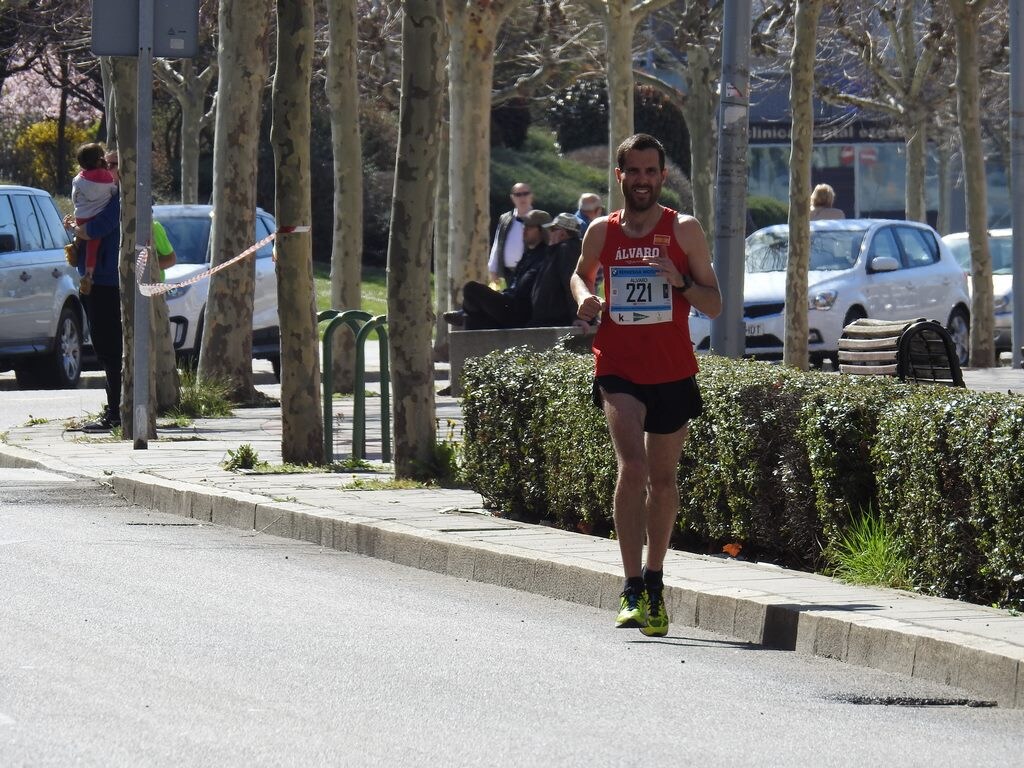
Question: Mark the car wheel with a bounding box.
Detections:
[31,304,84,389]
[947,307,970,367]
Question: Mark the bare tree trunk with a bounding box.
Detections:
[273,0,322,464]
[198,0,272,400]
[155,59,217,205]
[783,0,823,371]
[433,114,450,362]
[951,0,994,367]
[681,43,716,248]
[603,1,637,212]
[904,112,927,223]
[600,0,674,211]
[325,0,363,393]
[937,140,952,236]
[389,0,446,477]
[446,1,507,310]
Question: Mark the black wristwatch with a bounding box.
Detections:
[676,273,693,293]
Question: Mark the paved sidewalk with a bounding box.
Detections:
[2,364,1024,709]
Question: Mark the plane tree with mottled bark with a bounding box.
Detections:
[388,0,447,477]
[273,0,322,463]
[950,0,995,368]
[197,0,273,401]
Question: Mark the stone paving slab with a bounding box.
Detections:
[3,392,1024,708]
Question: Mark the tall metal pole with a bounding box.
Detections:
[133,0,153,449]
[1012,4,1024,369]
[711,0,753,358]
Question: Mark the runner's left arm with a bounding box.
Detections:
[673,214,721,319]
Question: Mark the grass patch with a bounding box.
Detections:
[222,443,268,471]
[340,477,428,490]
[170,370,234,419]
[313,263,388,320]
[824,509,917,591]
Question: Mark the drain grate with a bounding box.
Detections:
[126,522,201,527]
[832,695,996,708]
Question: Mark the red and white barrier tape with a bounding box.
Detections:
[135,225,310,297]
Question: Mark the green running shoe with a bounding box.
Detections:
[615,587,649,629]
[641,588,669,637]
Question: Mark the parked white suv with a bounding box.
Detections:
[689,219,972,366]
[0,184,85,388]
[156,204,280,375]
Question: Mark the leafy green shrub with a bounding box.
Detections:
[875,390,1024,608]
[460,349,1024,607]
[461,347,554,520]
[748,194,788,230]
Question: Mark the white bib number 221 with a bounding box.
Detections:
[608,266,672,325]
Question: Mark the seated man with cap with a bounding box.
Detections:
[444,209,552,330]
[529,212,584,328]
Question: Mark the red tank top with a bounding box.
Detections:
[592,207,699,383]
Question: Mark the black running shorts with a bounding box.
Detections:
[592,374,703,434]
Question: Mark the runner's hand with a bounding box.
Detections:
[643,255,682,288]
[577,294,604,322]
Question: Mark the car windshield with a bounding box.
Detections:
[947,235,1012,275]
[156,215,212,265]
[745,229,864,273]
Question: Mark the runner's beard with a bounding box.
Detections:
[622,183,660,212]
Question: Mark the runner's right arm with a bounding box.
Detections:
[572,217,607,322]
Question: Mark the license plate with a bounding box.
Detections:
[745,323,762,337]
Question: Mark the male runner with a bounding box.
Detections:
[571,133,722,636]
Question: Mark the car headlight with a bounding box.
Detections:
[994,292,1012,315]
[165,284,191,300]
[808,290,838,310]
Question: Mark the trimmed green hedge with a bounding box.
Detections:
[460,349,1024,608]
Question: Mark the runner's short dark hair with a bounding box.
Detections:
[616,133,666,171]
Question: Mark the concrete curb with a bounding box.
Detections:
[3,445,1021,708]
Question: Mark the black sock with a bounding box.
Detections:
[643,568,664,592]
[624,576,645,594]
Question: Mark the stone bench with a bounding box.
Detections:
[448,325,593,396]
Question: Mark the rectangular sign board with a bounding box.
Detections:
[91,0,200,58]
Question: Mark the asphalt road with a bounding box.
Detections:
[2,470,1023,767]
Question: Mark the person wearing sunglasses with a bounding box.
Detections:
[487,182,534,287]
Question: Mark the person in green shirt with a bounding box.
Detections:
[151,219,176,280]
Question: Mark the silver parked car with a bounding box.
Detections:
[689,219,973,366]
[0,184,84,388]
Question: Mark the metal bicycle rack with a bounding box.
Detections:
[318,309,390,463]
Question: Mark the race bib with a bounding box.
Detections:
[608,266,672,325]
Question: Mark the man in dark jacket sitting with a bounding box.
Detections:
[444,209,553,330]
[529,212,583,328]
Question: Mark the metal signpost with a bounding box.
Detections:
[1012,5,1024,369]
[91,0,197,448]
[711,0,753,359]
